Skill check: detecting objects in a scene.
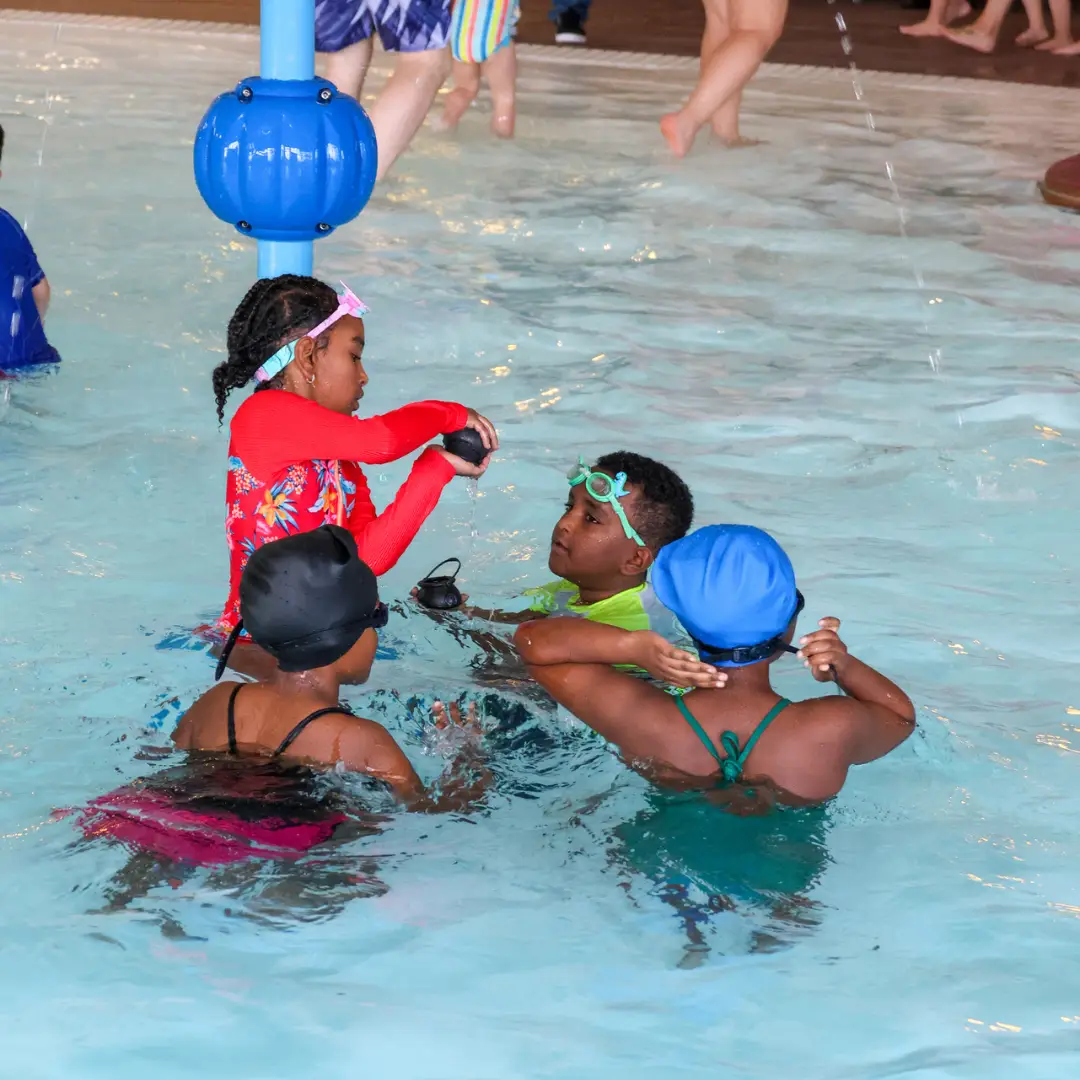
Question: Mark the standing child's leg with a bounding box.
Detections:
[482,41,517,138]
[942,0,1014,52]
[661,0,787,158]
[899,0,972,37]
[443,0,482,128]
[1038,0,1075,49]
[443,0,517,137]
[1015,0,1050,45]
[441,59,482,129]
[699,1,741,145]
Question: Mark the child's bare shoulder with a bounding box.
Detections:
[781,695,871,738]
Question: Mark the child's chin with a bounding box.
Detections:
[547,548,571,578]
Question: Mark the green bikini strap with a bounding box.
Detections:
[675,694,793,785]
[673,694,726,770]
[734,698,792,770]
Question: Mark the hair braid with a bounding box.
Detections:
[211,274,339,424]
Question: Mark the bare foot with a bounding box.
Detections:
[942,26,998,53]
[1051,38,1080,54]
[660,111,697,158]
[438,86,477,131]
[899,19,945,37]
[719,134,761,148]
[708,109,758,147]
[1016,27,1050,47]
[1035,35,1073,49]
[490,92,515,139]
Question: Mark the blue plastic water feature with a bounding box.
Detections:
[192,0,378,278]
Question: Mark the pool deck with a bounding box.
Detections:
[2,0,1079,87]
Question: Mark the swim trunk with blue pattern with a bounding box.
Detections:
[315,0,453,53]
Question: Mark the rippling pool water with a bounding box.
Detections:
[2,14,1080,1078]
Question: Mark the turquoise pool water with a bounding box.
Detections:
[2,14,1080,1078]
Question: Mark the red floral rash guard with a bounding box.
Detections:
[217,390,467,633]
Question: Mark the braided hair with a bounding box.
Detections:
[212,275,340,424]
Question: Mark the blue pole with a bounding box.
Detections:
[258,0,316,279]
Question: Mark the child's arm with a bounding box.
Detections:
[32,278,50,320]
[514,649,700,768]
[514,617,723,687]
[336,705,489,813]
[352,446,481,575]
[414,579,563,625]
[798,617,916,763]
[235,391,494,474]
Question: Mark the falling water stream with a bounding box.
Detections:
[828,0,939,372]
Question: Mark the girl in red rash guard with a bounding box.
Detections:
[209,275,498,656]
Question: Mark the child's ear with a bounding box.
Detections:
[293,336,317,377]
[624,545,655,576]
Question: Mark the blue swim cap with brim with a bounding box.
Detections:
[652,524,801,668]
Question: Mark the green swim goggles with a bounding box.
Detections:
[567,457,645,547]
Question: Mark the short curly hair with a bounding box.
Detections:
[593,451,694,552]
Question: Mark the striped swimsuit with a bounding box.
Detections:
[450,0,518,63]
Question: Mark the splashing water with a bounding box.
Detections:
[828,0,939,372]
[21,21,62,236]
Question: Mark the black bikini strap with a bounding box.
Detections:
[274,705,354,758]
[226,683,244,754]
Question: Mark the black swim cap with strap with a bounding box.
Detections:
[216,525,387,678]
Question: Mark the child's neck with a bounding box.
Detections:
[269,667,342,704]
[575,573,646,606]
[718,663,776,697]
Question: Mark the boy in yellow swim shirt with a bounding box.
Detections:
[524,452,695,653]
[451,453,694,661]
[419,452,694,682]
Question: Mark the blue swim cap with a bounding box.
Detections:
[652,525,799,667]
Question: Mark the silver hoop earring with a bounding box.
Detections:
[308,373,316,385]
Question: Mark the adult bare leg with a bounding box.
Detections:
[323,36,375,97]
[368,46,451,180]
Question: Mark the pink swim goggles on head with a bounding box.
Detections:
[253,282,369,384]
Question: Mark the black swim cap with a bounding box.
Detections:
[222,525,387,676]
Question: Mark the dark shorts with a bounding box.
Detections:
[315,0,453,53]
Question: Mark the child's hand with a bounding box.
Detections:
[433,446,491,478]
[433,699,481,733]
[634,632,727,689]
[464,409,500,452]
[797,617,848,683]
